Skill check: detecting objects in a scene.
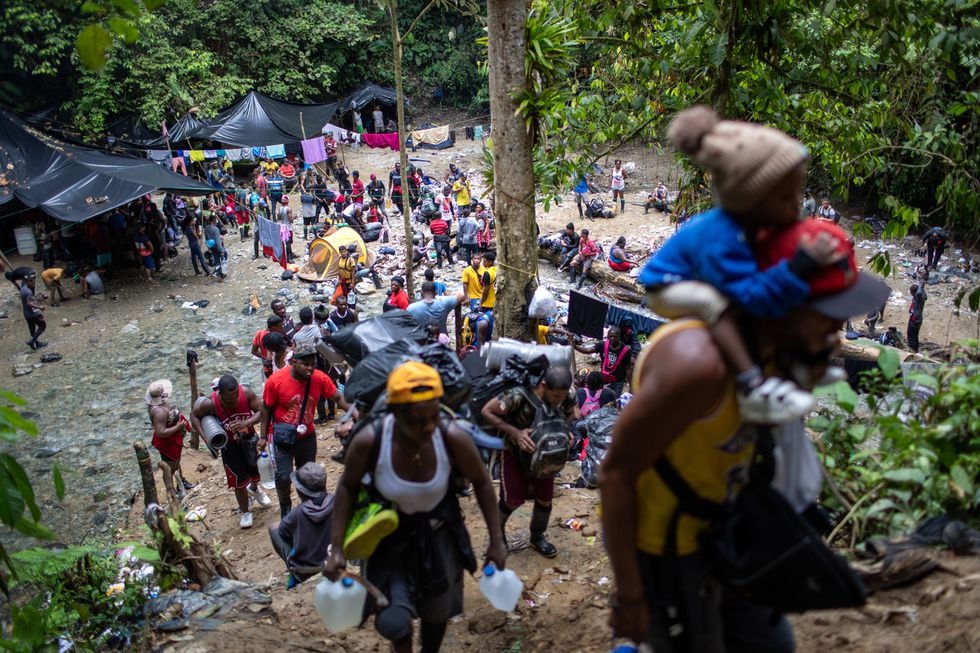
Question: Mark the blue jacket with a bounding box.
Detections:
[638,207,809,317]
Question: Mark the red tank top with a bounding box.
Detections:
[211,387,255,441]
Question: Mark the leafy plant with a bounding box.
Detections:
[809,345,980,550]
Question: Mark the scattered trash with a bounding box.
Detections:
[40,352,63,363]
[565,518,583,531]
[186,507,207,522]
[192,300,210,308]
[597,577,610,586]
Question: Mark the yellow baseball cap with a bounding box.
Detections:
[386,361,443,405]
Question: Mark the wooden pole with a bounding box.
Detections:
[134,441,159,508]
[186,349,201,450]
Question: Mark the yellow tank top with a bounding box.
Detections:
[482,265,497,308]
[633,319,755,556]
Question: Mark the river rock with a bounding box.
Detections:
[355,282,377,295]
[12,364,33,377]
[120,321,140,334]
[35,447,62,458]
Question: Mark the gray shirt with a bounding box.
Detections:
[407,296,458,333]
[457,216,479,245]
[84,271,105,295]
[203,224,222,246]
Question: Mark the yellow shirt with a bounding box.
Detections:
[536,325,550,344]
[633,319,754,556]
[452,179,471,206]
[337,257,357,285]
[462,265,484,300]
[260,160,279,172]
[41,268,64,284]
[481,265,497,309]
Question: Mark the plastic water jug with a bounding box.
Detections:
[611,640,653,653]
[478,564,523,612]
[257,452,275,490]
[313,576,367,633]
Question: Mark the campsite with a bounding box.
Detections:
[0,2,978,653]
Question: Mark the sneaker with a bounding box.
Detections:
[26,339,37,350]
[737,377,814,424]
[343,494,399,559]
[249,486,272,507]
[240,511,253,529]
[35,341,48,348]
[181,478,196,491]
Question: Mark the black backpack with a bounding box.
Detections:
[514,386,570,478]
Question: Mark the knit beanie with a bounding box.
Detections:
[668,106,808,213]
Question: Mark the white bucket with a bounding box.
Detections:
[14,226,37,256]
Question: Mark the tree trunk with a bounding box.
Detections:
[389,2,415,297]
[487,0,536,341]
[537,249,646,302]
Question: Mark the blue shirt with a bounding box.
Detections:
[407,297,458,333]
[573,177,589,194]
[637,207,809,318]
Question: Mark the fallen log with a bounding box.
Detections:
[538,249,646,304]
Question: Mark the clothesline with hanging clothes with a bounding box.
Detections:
[257,216,290,270]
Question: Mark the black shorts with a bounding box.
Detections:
[303,216,318,226]
[221,437,260,489]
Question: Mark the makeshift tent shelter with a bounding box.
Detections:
[336,84,408,132]
[197,91,340,147]
[105,114,158,144]
[114,112,212,149]
[297,227,375,282]
[0,109,213,223]
[406,122,453,150]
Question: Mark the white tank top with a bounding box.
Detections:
[610,168,625,190]
[373,414,451,515]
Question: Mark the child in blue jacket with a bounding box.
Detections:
[639,107,842,422]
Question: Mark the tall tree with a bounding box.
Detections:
[487,0,537,340]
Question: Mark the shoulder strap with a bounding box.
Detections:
[653,457,728,523]
[295,375,313,426]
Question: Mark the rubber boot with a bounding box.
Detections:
[620,199,625,213]
[569,268,577,285]
[530,502,557,558]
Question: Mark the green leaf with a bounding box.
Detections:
[107,17,139,44]
[949,464,974,498]
[884,468,926,484]
[109,0,140,18]
[144,0,167,10]
[0,463,25,527]
[76,23,113,71]
[0,454,40,522]
[877,346,901,380]
[52,464,65,501]
[11,515,53,540]
[865,498,896,517]
[130,545,161,562]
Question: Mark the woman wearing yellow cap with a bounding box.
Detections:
[327,361,506,653]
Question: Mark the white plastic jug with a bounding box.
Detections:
[478,564,523,612]
[313,576,367,633]
[257,452,275,490]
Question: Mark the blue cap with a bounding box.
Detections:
[483,564,495,576]
[342,577,354,587]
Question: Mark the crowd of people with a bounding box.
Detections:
[4,102,967,653]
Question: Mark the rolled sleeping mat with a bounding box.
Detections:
[480,338,574,372]
[200,415,229,452]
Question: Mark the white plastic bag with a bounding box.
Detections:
[527,285,558,318]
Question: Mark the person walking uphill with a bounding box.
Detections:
[260,344,349,518]
[326,362,507,653]
[12,270,47,350]
[600,221,889,652]
[191,375,272,529]
[482,366,578,558]
[147,379,194,493]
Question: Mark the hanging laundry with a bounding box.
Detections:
[252,146,264,159]
[188,150,206,162]
[240,148,252,160]
[258,216,285,265]
[203,149,218,159]
[323,124,352,142]
[226,149,244,161]
[362,132,401,151]
[474,125,484,139]
[301,136,327,164]
[266,144,286,159]
[410,125,450,146]
[567,290,608,339]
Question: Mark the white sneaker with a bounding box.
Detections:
[240,511,254,529]
[249,486,272,507]
[737,377,815,424]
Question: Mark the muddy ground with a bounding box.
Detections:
[2,131,978,652]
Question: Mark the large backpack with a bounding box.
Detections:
[514,386,570,478]
[580,388,603,416]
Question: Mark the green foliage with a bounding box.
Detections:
[4,546,149,651]
[810,347,980,547]
[0,390,61,598]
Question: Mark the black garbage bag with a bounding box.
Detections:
[361,222,384,242]
[580,405,619,488]
[467,354,550,426]
[419,343,471,410]
[329,310,427,364]
[344,340,423,407]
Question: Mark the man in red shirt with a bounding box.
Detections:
[383,275,410,311]
[260,344,349,517]
[350,170,365,208]
[428,213,454,268]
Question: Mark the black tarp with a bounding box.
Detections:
[129,113,212,149]
[338,83,406,113]
[0,109,214,223]
[106,114,158,144]
[197,91,340,147]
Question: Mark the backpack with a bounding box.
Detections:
[514,386,570,478]
[600,340,629,384]
[580,388,603,416]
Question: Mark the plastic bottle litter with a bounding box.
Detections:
[478,564,523,612]
[257,452,276,490]
[314,576,367,633]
